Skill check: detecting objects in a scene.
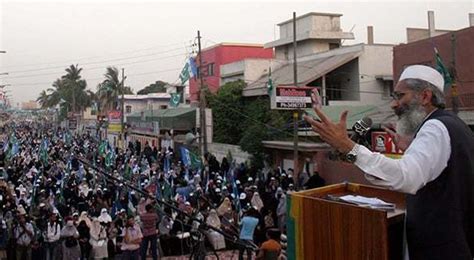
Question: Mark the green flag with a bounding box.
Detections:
[179,62,190,85]
[124,163,132,180]
[39,138,49,167]
[105,146,115,168]
[267,67,273,95]
[169,93,181,107]
[98,140,107,157]
[189,150,202,170]
[434,48,452,91]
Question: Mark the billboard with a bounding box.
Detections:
[108,110,122,123]
[271,86,315,110]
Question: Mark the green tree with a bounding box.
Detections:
[96,66,133,113]
[208,80,246,144]
[206,80,291,169]
[239,97,291,169]
[137,80,168,95]
[36,90,50,108]
[37,79,66,109]
[62,64,90,113]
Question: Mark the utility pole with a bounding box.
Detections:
[292,12,300,188]
[450,33,459,114]
[121,68,125,150]
[197,30,208,157]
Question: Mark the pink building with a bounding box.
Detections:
[189,43,273,102]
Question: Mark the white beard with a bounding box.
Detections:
[396,101,427,136]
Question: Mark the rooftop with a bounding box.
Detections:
[277,12,343,26]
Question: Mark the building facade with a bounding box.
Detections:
[264,12,354,60]
[189,43,273,102]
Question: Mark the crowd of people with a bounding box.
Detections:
[0,122,324,260]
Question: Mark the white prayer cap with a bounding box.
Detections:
[399,65,444,91]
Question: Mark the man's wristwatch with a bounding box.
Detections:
[344,144,360,163]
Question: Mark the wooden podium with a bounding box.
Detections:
[287,183,406,260]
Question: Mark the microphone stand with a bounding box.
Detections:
[76,156,258,259]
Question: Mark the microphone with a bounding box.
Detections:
[351,117,373,144]
[329,117,373,161]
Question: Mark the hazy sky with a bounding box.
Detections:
[1,0,473,105]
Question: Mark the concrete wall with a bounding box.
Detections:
[406,28,452,43]
[220,59,271,86]
[245,59,272,83]
[328,58,360,101]
[124,99,147,117]
[83,107,96,120]
[275,40,343,60]
[280,15,313,39]
[358,44,394,104]
[208,142,250,165]
[279,14,341,39]
[123,99,171,120]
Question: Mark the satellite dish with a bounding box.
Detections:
[185,132,197,145]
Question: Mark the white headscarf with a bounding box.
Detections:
[206,209,221,228]
[89,217,106,240]
[98,208,112,223]
[217,197,232,216]
[77,211,92,228]
[61,220,79,238]
[277,194,287,217]
[251,192,264,212]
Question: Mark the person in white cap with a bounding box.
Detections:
[45,210,62,260]
[304,64,474,259]
[13,207,34,260]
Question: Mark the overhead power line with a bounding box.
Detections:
[5,53,187,79]
[1,41,191,70]
[6,67,182,87]
[4,46,187,74]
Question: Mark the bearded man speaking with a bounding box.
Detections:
[304,65,473,260]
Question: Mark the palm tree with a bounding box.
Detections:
[48,79,66,107]
[62,64,89,113]
[36,79,65,108]
[36,90,50,108]
[96,66,133,114]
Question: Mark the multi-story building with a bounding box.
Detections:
[229,12,395,179]
[243,12,393,107]
[265,12,355,60]
[189,43,273,103]
[21,100,38,110]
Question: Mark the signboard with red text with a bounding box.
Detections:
[272,86,314,110]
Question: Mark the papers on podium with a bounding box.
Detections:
[338,195,396,210]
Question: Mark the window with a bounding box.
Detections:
[329,43,340,50]
[382,81,394,100]
[208,63,214,76]
[126,105,132,113]
[160,105,168,109]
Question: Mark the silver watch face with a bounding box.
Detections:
[346,153,357,163]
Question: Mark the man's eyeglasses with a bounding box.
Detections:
[391,92,406,101]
